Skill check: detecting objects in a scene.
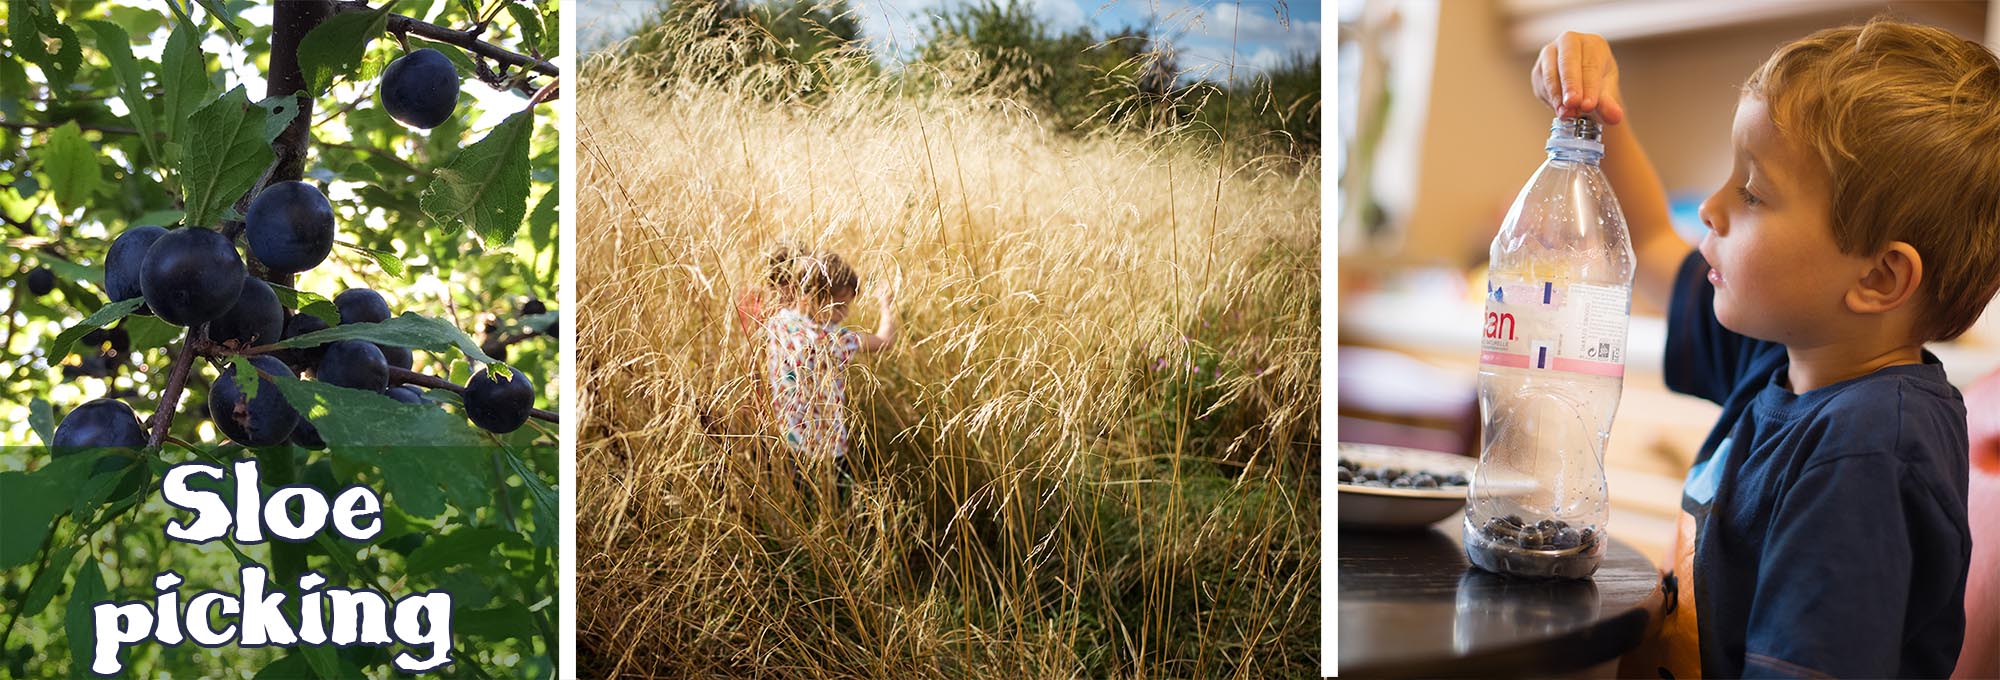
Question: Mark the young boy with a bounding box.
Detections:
[1531,19,1998,678]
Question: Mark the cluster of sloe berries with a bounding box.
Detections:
[46,41,542,469]
[1336,457,1469,489]
[1479,515,1599,553]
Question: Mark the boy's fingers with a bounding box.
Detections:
[1577,49,1601,112]
[1534,44,1561,109]
[1556,32,1584,114]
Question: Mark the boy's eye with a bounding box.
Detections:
[1736,185,1762,207]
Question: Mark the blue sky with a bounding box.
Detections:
[578,0,1321,79]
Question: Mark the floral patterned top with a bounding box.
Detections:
[765,307,861,459]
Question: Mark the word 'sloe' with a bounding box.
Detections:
[88,459,454,675]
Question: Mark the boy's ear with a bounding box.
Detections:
[1845,241,1923,316]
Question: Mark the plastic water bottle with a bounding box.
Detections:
[1464,116,1635,579]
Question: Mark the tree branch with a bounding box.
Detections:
[389,366,560,423]
[334,0,559,78]
[147,335,201,447]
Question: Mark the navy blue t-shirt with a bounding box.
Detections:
[1643,251,1972,679]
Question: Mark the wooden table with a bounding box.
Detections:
[1337,513,1663,678]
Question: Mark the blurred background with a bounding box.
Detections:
[1335,0,2000,562]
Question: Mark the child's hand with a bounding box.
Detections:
[1531,31,1626,125]
[875,285,895,311]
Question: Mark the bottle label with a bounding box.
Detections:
[1478,280,1628,377]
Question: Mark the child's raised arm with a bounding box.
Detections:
[1532,31,1691,309]
[857,285,897,352]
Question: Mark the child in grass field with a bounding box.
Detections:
[759,246,897,488]
[1532,19,2000,678]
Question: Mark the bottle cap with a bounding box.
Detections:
[1546,115,1604,156]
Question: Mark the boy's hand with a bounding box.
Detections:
[1532,31,1627,125]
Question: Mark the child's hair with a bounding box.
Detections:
[1744,17,2000,341]
[766,244,859,303]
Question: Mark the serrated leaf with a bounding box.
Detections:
[49,297,143,359]
[180,87,293,228]
[421,110,534,245]
[298,2,393,94]
[271,377,493,518]
[230,354,259,400]
[267,283,340,325]
[124,315,180,354]
[30,397,55,445]
[299,639,357,679]
[505,4,544,58]
[269,312,498,365]
[502,448,557,548]
[191,0,245,42]
[260,93,303,143]
[20,544,81,619]
[252,654,315,680]
[456,602,536,641]
[30,13,83,96]
[407,527,521,574]
[528,181,557,252]
[540,6,560,58]
[160,14,210,144]
[67,558,108,675]
[519,311,557,334]
[0,453,97,568]
[38,122,101,212]
[135,209,186,226]
[84,21,162,162]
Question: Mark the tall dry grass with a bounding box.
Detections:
[576,13,1321,678]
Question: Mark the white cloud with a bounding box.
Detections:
[1150,1,1318,78]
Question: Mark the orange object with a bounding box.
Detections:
[735,289,768,338]
[1956,368,2000,680]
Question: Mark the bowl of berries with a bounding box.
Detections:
[1337,443,1535,529]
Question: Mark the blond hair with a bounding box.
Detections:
[1745,17,2000,341]
[766,244,858,305]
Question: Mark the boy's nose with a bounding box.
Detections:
[1697,191,1726,235]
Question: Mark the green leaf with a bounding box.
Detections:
[230,354,259,400]
[37,122,102,212]
[519,311,557,334]
[160,14,211,148]
[259,93,302,143]
[22,11,83,96]
[191,0,245,42]
[268,283,339,326]
[0,453,96,568]
[135,209,186,227]
[339,241,405,278]
[505,4,544,58]
[252,653,315,680]
[421,110,535,246]
[83,21,162,162]
[269,312,498,365]
[67,558,109,676]
[421,41,477,77]
[456,602,536,642]
[271,377,494,518]
[298,1,394,93]
[299,642,358,680]
[179,86,294,228]
[528,181,557,252]
[502,448,558,548]
[407,527,521,574]
[20,544,81,619]
[0,243,103,286]
[49,298,143,359]
[29,397,55,445]
[123,315,181,354]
